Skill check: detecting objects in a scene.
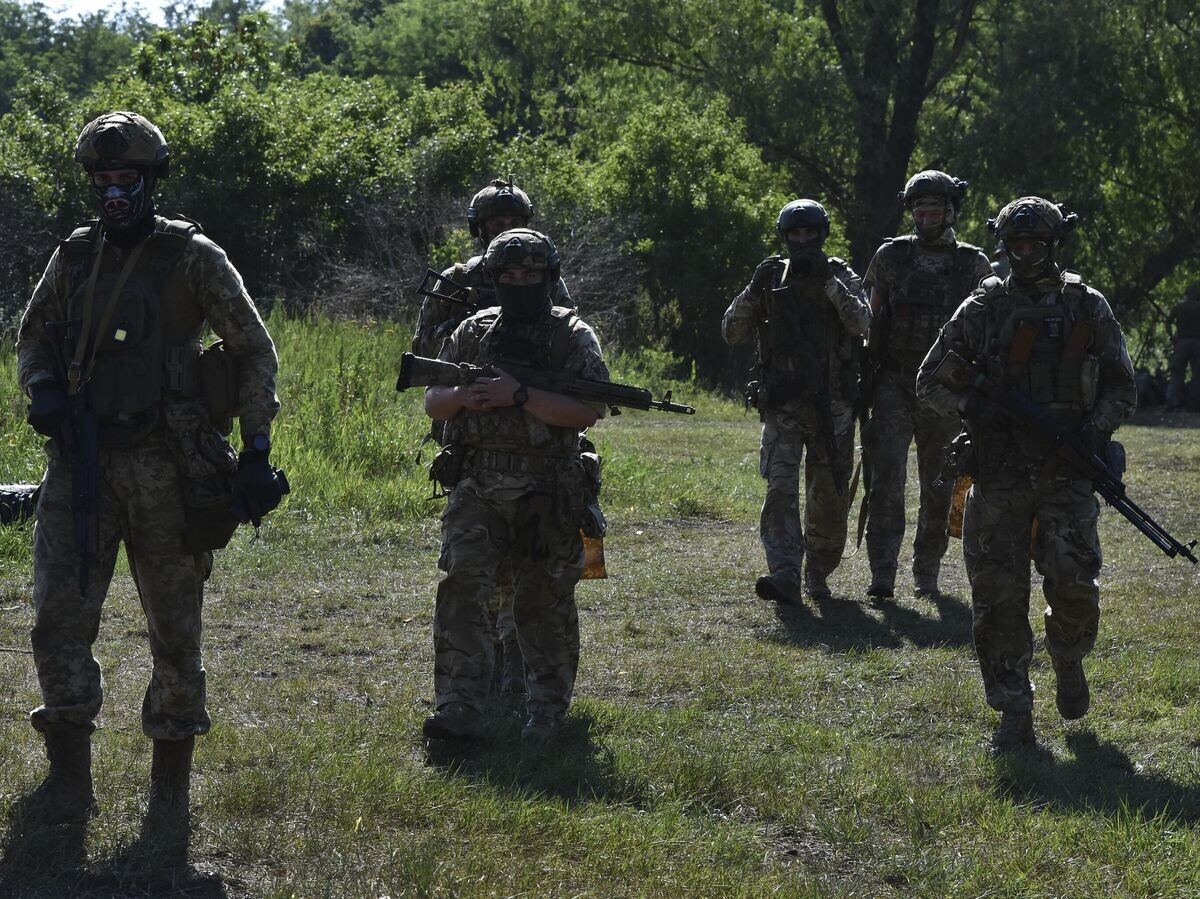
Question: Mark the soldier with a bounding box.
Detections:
[412,177,571,358]
[1166,285,1200,411]
[723,200,870,604]
[413,178,572,698]
[916,197,1136,750]
[17,112,283,823]
[862,171,993,599]
[422,228,607,743]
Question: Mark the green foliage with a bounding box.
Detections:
[595,96,786,379]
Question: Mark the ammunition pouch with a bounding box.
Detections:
[429,444,465,494]
[164,398,240,553]
[181,473,240,553]
[199,340,241,435]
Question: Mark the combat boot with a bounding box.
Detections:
[423,702,483,741]
[498,632,526,696]
[754,571,801,605]
[866,572,895,599]
[803,567,833,601]
[989,710,1036,754]
[521,714,563,744]
[913,570,940,597]
[1052,657,1090,720]
[29,723,96,821]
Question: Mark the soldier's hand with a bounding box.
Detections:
[28,384,68,438]
[231,450,289,528]
[750,260,778,292]
[466,368,520,410]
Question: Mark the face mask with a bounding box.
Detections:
[1008,239,1054,282]
[496,280,550,322]
[93,172,153,232]
[786,240,824,274]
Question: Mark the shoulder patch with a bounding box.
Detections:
[61,221,101,255]
[828,256,847,267]
[975,274,1005,295]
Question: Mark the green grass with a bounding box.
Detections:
[1,317,1199,897]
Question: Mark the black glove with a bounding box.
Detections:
[230,450,290,528]
[1074,421,1108,459]
[28,384,68,438]
[956,388,997,424]
[750,260,778,292]
[789,247,831,281]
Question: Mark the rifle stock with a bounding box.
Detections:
[932,350,1198,564]
[415,268,485,310]
[396,352,696,415]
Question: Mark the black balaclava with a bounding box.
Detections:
[496,277,551,322]
[94,169,156,247]
[1007,237,1056,283]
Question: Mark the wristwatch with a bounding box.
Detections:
[512,385,529,408]
[247,434,271,453]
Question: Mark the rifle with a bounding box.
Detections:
[44,320,101,591]
[929,349,1198,564]
[415,268,490,311]
[814,374,846,497]
[396,352,696,416]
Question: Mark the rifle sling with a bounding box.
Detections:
[69,235,147,396]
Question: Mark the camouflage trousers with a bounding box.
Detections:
[435,476,583,721]
[1167,338,1200,410]
[31,441,213,740]
[963,472,1101,712]
[758,399,855,581]
[864,369,960,581]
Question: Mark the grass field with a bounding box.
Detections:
[1,317,1199,897]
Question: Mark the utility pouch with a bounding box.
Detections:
[200,340,240,435]
[429,444,464,494]
[163,399,238,481]
[1104,440,1127,481]
[579,440,607,539]
[181,473,239,553]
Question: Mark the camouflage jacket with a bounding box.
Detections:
[916,267,1136,466]
[17,217,279,439]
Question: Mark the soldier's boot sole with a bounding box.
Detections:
[1053,658,1091,720]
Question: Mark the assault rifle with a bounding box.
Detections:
[397,352,696,416]
[929,349,1198,564]
[415,268,490,311]
[44,320,101,591]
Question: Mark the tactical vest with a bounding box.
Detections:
[885,237,979,371]
[59,218,207,443]
[758,259,856,404]
[447,306,582,457]
[975,272,1100,468]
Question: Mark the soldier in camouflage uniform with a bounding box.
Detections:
[422,228,607,743]
[917,197,1136,750]
[1166,285,1200,411]
[414,178,572,698]
[723,200,870,604]
[862,171,993,599]
[412,178,571,358]
[17,112,282,821]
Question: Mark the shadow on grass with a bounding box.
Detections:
[766,589,972,653]
[993,729,1200,823]
[426,709,651,808]
[1129,411,1200,429]
[0,793,230,898]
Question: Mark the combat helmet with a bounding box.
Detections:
[898,170,967,212]
[468,177,535,238]
[74,112,170,176]
[987,197,1078,242]
[987,197,1078,280]
[775,199,830,246]
[483,228,561,279]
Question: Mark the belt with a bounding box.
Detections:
[463,448,574,475]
